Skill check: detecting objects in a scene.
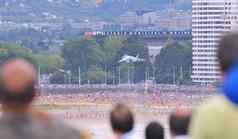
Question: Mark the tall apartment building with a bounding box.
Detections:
[192,0,238,84]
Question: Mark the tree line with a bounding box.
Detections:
[0,36,192,85]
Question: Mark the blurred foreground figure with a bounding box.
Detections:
[0,58,80,139]
[190,33,238,139]
[80,129,93,139]
[169,111,191,139]
[145,122,164,139]
[108,104,134,139]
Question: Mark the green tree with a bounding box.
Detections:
[154,40,192,84]
[86,65,105,84]
[50,71,66,84]
[61,36,151,84]
[0,43,36,64]
[33,53,64,74]
[102,36,124,65]
[100,36,125,83]
[62,37,103,71]
[62,37,104,84]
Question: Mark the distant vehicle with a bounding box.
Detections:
[118,54,144,63]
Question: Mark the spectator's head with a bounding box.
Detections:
[219,33,238,105]
[169,110,191,137]
[110,104,134,135]
[145,122,164,139]
[218,33,238,73]
[0,58,37,111]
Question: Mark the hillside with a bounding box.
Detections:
[0,0,191,21]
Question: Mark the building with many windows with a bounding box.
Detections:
[192,0,238,84]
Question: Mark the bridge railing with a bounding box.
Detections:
[85,31,192,40]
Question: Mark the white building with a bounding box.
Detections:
[192,0,238,84]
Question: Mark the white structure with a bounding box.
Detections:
[192,0,238,84]
[118,54,144,63]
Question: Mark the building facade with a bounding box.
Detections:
[192,0,238,84]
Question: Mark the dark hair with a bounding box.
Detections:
[169,112,191,136]
[218,33,238,72]
[110,104,134,134]
[0,79,36,104]
[145,122,164,139]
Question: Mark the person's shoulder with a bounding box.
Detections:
[47,119,80,139]
[189,96,226,139]
[194,95,238,119]
[197,95,228,112]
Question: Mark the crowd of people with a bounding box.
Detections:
[34,87,212,121]
[33,90,211,121]
[37,86,213,108]
[1,32,238,139]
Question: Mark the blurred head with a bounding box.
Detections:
[0,58,37,110]
[110,104,134,135]
[145,122,164,139]
[169,110,191,137]
[218,33,238,73]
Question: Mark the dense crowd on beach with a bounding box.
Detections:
[33,85,215,121]
[37,85,215,108]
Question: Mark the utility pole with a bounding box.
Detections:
[131,65,134,84]
[118,66,121,85]
[173,67,176,85]
[38,66,41,87]
[78,67,81,87]
[105,64,107,85]
[145,68,147,83]
[113,67,115,85]
[153,66,156,84]
[128,67,130,85]
[68,71,71,85]
[64,74,67,84]
[145,67,149,83]
[180,66,183,83]
[146,67,149,81]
